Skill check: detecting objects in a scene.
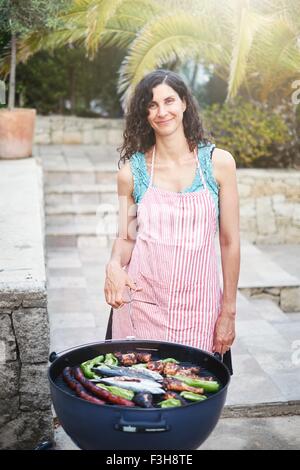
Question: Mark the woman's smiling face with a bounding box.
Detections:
[147,83,186,137]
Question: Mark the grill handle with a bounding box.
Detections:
[213,352,223,362]
[115,415,170,433]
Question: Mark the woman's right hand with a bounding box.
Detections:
[104,261,143,309]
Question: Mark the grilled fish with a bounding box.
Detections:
[92,364,163,382]
[97,376,164,394]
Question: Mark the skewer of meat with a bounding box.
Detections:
[163,362,201,377]
[146,360,165,373]
[114,352,137,366]
[62,367,105,405]
[136,352,152,363]
[163,378,204,395]
[73,367,135,407]
[113,351,152,365]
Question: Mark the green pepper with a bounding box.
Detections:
[161,358,179,364]
[80,355,104,379]
[172,375,220,393]
[96,383,134,400]
[158,398,182,408]
[104,353,118,366]
[180,391,208,402]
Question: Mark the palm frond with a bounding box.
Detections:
[249,14,300,100]
[85,0,124,57]
[99,0,165,50]
[227,5,266,100]
[117,11,231,107]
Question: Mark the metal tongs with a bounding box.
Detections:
[125,287,157,340]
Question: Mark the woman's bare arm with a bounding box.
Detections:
[212,148,240,354]
[104,160,142,308]
[106,160,138,271]
[213,148,240,311]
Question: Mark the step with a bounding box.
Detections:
[46,204,118,226]
[44,163,118,185]
[44,184,118,205]
[46,223,117,248]
[46,204,117,215]
[45,183,116,193]
[46,222,117,237]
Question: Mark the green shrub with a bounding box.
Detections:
[202,97,291,168]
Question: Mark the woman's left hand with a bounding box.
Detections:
[212,310,236,355]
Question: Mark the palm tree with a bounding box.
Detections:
[117,0,300,107]
[2,0,299,107]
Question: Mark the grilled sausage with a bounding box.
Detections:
[73,367,135,407]
[62,367,105,405]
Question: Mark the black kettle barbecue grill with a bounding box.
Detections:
[48,339,230,450]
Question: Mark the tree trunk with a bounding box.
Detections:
[8,33,17,110]
[190,62,199,92]
[69,66,76,114]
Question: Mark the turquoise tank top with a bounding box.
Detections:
[129,142,220,220]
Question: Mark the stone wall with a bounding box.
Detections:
[237,169,299,244]
[0,159,52,449]
[34,115,123,145]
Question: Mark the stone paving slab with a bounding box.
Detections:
[256,244,300,280]
[250,298,290,323]
[50,326,109,353]
[47,275,87,289]
[200,415,300,450]
[216,239,299,289]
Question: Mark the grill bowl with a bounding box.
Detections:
[49,339,230,450]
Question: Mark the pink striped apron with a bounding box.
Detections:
[112,145,223,352]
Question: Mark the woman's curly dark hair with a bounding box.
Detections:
[117,69,209,169]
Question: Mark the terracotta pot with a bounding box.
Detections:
[0,108,36,159]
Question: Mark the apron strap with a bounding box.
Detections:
[194,145,207,190]
[149,146,155,187]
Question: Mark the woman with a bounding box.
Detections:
[104,70,240,371]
